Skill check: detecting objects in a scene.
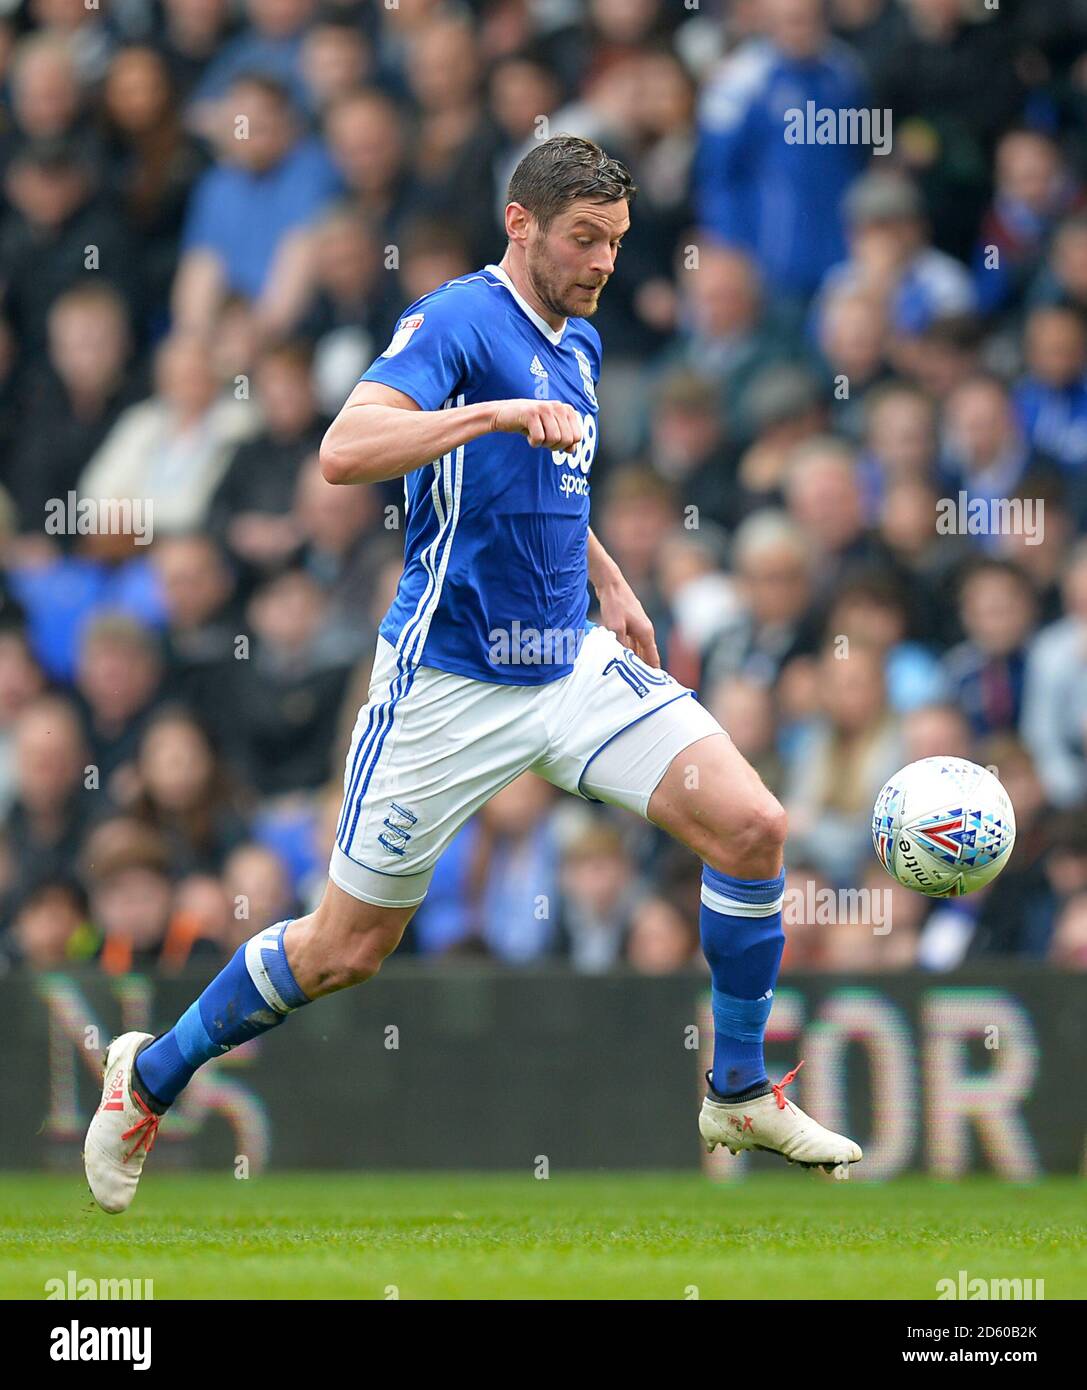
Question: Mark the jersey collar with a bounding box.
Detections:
[485,262,566,345]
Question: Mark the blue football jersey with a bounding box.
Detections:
[359,263,602,685]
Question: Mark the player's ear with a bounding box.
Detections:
[505,201,533,245]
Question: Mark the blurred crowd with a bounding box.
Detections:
[0,0,1085,978]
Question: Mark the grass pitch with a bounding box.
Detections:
[1,1173,1081,1300]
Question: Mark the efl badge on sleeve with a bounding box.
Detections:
[381,313,425,358]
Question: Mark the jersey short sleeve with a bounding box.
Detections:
[359,282,489,412]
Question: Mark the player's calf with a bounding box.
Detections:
[650,732,861,1170]
[283,882,413,995]
[83,886,412,1212]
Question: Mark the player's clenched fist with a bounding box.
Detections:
[490,399,583,452]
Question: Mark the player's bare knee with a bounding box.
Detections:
[338,925,401,986]
[706,794,787,878]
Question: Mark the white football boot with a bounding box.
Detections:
[699,1061,862,1177]
[84,1032,163,1214]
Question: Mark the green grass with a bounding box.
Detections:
[1,1173,1082,1299]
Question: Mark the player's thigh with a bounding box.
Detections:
[331,636,545,910]
[645,727,787,872]
[534,624,716,816]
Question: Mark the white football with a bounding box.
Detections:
[872,757,1016,897]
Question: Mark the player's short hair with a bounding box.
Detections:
[507,134,636,230]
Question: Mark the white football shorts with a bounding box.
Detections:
[329,624,726,907]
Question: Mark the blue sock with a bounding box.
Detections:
[699,866,785,1098]
[135,921,309,1108]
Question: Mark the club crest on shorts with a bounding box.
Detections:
[378,802,418,856]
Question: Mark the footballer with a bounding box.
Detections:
[85,135,861,1212]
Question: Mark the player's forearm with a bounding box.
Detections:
[320,401,501,484]
[587,528,624,595]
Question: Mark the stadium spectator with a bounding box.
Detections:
[0,628,45,820]
[940,375,1034,540]
[655,525,739,682]
[5,874,94,971]
[871,0,1026,260]
[294,203,387,414]
[695,0,868,301]
[74,612,163,804]
[186,0,322,128]
[783,435,890,598]
[825,571,946,714]
[153,0,235,102]
[131,707,250,879]
[973,129,1085,318]
[1013,304,1087,472]
[225,564,355,797]
[901,701,973,763]
[323,88,415,245]
[703,510,819,690]
[659,244,790,442]
[395,216,474,310]
[594,469,677,636]
[0,31,91,177]
[817,172,976,350]
[1021,540,1087,808]
[78,327,259,535]
[173,72,341,337]
[0,696,99,924]
[814,286,891,441]
[859,380,938,520]
[967,734,1055,960]
[5,283,137,536]
[1049,890,1087,968]
[641,371,737,530]
[784,642,904,884]
[209,339,327,590]
[151,533,241,746]
[220,841,297,953]
[82,818,180,974]
[557,822,639,973]
[291,453,384,659]
[705,675,784,797]
[1029,211,1087,315]
[0,135,139,363]
[474,774,560,963]
[625,894,700,974]
[401,10,499,268]
[942,560,1036,737]
[733,363,825,502]
[299,9,373,116]
[101,44,209,334]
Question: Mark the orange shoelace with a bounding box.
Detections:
[771,1060,804,1113]
[121,1092,161,1163]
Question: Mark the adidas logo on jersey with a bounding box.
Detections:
[529,355,548,380]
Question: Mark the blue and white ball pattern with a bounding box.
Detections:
[872,757,1016,897]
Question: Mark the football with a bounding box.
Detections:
[872,757,1017,897]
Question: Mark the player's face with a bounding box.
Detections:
[526,198,629,319]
